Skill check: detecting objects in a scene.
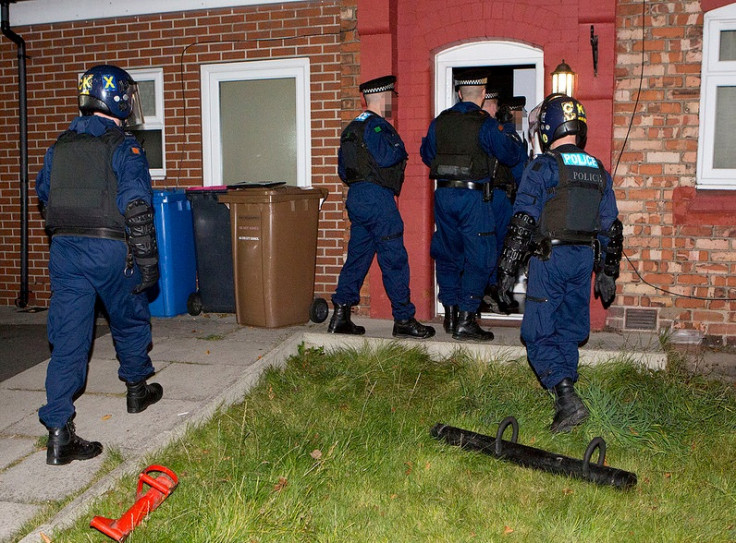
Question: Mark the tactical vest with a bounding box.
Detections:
[46,128,127,239]
[340,113,407,196]
[429,109,492,181]
[537,149,607,243]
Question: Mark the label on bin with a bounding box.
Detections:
[239,236,260,241]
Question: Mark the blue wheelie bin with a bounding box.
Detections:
[147,189,197,317]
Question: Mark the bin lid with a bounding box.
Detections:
[227,181,287,189]
[219,185,328,204]
[186,185,229,193]
[153,188,188,203]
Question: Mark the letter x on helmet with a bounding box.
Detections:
[539,94,587,151]
[78,64,143,124]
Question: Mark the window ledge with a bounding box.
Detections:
[674,186,736,225]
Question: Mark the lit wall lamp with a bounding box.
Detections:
[551,59,576,97]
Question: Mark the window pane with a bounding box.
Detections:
[129,129,163,169]
[219,78,297,185]
[720,30,736,61]
[713,86,736,169]
[137,80,157,117]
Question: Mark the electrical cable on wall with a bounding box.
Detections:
[613,0,736,302]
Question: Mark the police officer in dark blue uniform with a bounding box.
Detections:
[329,75,435,339]
[497,94,623,433]
[482,90,527,314]
[36,65,163,465]
[420,70,525,340]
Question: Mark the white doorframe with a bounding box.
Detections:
[201,58,312,187]
[433,41,544,320]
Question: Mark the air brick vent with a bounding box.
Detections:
[624,308,658,331]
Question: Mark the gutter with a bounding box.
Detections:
[1,1,30,308]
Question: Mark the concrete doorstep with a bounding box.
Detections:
[0,312,667,542]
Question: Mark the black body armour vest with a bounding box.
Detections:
[46,129,127,239]
[340,115,407,196]
[537,149,606,243]
[429,109,492,181]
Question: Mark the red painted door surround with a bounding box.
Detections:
[356,0,616,329]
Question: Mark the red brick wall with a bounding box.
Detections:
[0,2,353,308]
[613,0,736,344]
[357,0,617,322]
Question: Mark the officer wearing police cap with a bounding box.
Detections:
[420,68,525,340]
[329,75,435,340]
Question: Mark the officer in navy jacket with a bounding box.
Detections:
[329,75,435,340]
[35,65,163,465]
[420,69,525,341]
[496,94,623,433]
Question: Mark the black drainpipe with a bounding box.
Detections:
[1,1,29,308]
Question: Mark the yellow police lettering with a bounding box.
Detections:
[562,101,575,122]
[103,75,116,90]
[79,74,93,94]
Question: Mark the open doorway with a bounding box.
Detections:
[433,41,545,322]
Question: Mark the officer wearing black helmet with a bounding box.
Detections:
[496,94,623,433]
[421,69,525,340]
[329,75,435,339]
[35,64,163,465]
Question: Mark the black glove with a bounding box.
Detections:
[497,271,517,307]
[594,271,616,309]
[132,261,159,295]
[125,199,159,294]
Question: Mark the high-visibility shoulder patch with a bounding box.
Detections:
[131,147,141,155]
[374,126,382,133]
[561,152,598,168]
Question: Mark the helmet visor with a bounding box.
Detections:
[125,83,145,127]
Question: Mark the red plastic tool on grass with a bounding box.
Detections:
[90,464,179,542]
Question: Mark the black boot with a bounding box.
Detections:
[327,303,365,335]
[550,378,589,433]
[126,379,164,414]
[453,311,494,341]
[393,318,436,339]
[442,304,458,334]
[46,421,103,466]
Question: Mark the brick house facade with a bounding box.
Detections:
[1,0,734,344]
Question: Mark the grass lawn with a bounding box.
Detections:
[46,343,736,542]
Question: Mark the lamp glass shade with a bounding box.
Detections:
[551,60,576,96]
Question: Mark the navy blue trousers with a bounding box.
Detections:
[521,245,594,390]
[333,182,415,320]
[39,236,155,428]
[431,187,495,313]
[488,187,513,285]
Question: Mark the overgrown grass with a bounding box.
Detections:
[46,343,736,542]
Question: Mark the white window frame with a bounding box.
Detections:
[127,67,166,181]
[201,58,312,187]
[697,4,736,189]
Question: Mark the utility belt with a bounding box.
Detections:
[436,179,493,202]
[533,237,601,262]
[51,227,126,241]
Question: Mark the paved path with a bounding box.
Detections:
[0,307,667,542]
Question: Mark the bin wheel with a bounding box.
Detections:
[187,292,203,316]
[309,298,329,323]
